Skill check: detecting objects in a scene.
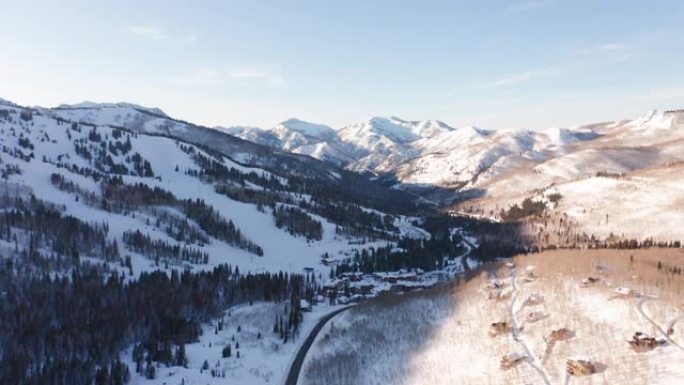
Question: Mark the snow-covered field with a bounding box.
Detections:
[300,248,684,385]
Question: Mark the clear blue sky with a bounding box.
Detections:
[2,0,684,129]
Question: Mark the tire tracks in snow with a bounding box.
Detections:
[508,267,553,385]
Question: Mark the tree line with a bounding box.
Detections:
[0,261,316,385]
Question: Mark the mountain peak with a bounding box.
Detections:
[55,101,168,117]
[627,109,675,131]
[0,97,19,107]
[364,117,421,143]
[272,118,336,139]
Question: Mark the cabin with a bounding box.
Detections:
[523,293,544,307]
[486,279,504,290]
[580,276,600,287]
[349,284,374,295]
[542,328,574,363]
[566,359,596,376]
[488,287,513,301]
[628,332,666,352]
[298,299,312,312]
[360,284,374,295]
[389,284,406,294]
[548,328,573,342]
[526,311,546,323]
[321,258,336,266]
[500,352,526,370]
[611,287,635,299]
[489,321,511,337]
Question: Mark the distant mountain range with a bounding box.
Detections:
[8,98,684,240]
[224,110,682,189]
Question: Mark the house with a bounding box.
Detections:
[611,287,635,299]
[526,311,546,323]
[486,279,504,290]
[628,331,666,352]
[322,258,336,266]
[489,321,511,337]
[580,276,600,287]
[500,352,526,370]
[488,286,513,301]
[523,293,544,307]
[389,284,406,294]
[548,328,573,342]
[566,359,596,376]
[298,299,312,312]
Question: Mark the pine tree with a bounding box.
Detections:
[174,343,188,367]
[222,345,232,358]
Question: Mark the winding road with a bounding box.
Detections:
[284,233,474,384]
[284,306,353,385]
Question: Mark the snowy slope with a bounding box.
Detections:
[217,107,684,241]
[227,109,683,206]
[223,118,355,167]
[49,102,365,183]
[227,116,461,172]
[453,109,684,241]
[0,98,426,278]
[300,249,684,385]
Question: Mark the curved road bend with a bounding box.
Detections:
[284,306,353,385]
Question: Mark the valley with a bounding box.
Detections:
[0,97,681,385]
[4,2,684,384]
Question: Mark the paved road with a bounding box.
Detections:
[284,231,474,385]
[284,306,352,385]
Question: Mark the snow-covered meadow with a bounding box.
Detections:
[301,249,684,385]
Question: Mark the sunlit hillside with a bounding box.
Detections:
[301,249,684,385]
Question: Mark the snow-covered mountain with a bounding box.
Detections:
[0,97,466,385]
[0,98,427,278]
[226,115,610,191]
[228,108,684,242]
[3,96,683,385]
[226,116,461,172]
[231,109,682,183]
[7,96,684,244]
[48,102,384,185]
[451,109,684,242]
[223,119,348,167]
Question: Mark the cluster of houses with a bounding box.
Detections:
[490,259,677,379]
[488,264,601,377]
[318,268,430,304]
